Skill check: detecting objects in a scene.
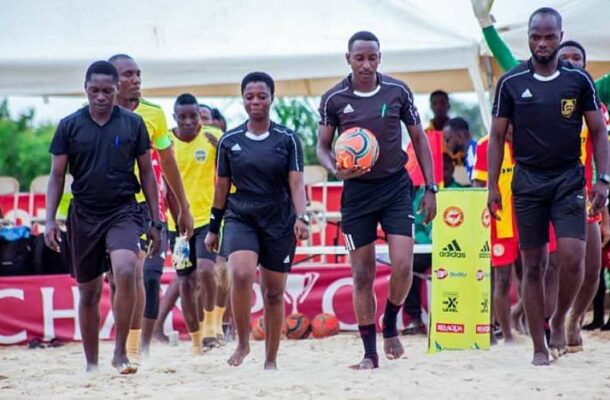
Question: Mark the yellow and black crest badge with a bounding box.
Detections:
[561,99,577,118]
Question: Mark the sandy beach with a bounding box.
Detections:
[1,330,610,400]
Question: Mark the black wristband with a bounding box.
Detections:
[208,207,225,234]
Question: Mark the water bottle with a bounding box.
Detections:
[172,236,192,271]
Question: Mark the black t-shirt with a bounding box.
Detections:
[493,59,599,170]
[49,106,150,210]
[319,73,421,180]
[216,121,304,205]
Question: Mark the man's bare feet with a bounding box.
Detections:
[111,354,138,375]
[264,361,278,370]
[227,345,250,367]
[85,364,99,373]
[383,336,405,360]
[549,317,567,359]
[349,355,379,370]
[566,316,583,352]
[532,351,550,366]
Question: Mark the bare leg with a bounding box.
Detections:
[152,278,179,342]
[544,252,559,340]
[199,258,221,348]
[179,271,202,354]
[521,245,550,366]
[383,234,414,360]
[77,277,104,372]
[109,249,138,373]
[348,243,378,370]
[260,268,287,369]
[494,265,514,342]
[551,237,586,357]
[227,251,257,367]
[567,223,600,350]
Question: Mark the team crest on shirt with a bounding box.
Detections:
[561,99,577,118]
[194,149,206,162]
[492,243,505,257]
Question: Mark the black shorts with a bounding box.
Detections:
[341,169,414,251]
[169,225,216,276]
[223,198,296,273]
[66,199,146,283]
[512,163,586,250]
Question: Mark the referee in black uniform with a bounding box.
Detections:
[205,72,309,370]
[488,8,609,366]
[317,31,437,370]
[44,61,161,374]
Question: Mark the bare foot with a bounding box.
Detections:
[152,330,169,343]
[383,336,405,360]
[549,346,567,360]
[549,317,567,357]
[111,354,138,375]
[227,345,250,367]
[532,351,550,366]
[264,361,278,370]
[503,335,516,345]
[203,337,222,351]
[85,364,99,373]
[349,355,378,370]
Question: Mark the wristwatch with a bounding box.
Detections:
[298,213,310,225]
[598,173,610,185]
[425,183,440,194]
[150,220,164,230]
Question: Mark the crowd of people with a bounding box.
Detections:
[41,2,610,375]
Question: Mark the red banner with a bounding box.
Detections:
[0,265,429,344]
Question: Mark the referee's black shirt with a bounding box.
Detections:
[493,59,600,170]
[49,106,151,211]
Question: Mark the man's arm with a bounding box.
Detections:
[584,109,610,213]
[44,154,68,252]
[487,117,509,219]
[157,146,194,239]
[137,151,161,255]
[406,124,436,224]
[316,125,368,180]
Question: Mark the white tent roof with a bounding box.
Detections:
[0,0,481,96]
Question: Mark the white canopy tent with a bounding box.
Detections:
[0,0,489,122]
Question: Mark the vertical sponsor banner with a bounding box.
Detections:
[428,189,490,353]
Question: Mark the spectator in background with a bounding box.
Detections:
[426,90,451,132]
[211,108,227,132]
[443,117,476,186]
[443,153,467,188]
[199,104,214,125]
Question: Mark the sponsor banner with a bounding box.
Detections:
[428,189,490,353]
[0,265,429,345]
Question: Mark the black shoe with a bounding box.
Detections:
[582,320,604,331]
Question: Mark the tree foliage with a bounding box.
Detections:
[0,100,56,190]
[272,97,319,165]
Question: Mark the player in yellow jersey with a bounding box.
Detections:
[107,54,194,363]
[166,94,221,354]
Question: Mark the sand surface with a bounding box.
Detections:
[1,331,610,400]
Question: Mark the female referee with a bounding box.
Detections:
[205,71,309,369]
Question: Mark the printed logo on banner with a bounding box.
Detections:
[442,206,464,227]
[480,296,490,313]
[442,292,459,313]
[436,323,464,333]
[439,240,466,258]
[481,208,491,228]
[436,268,448,279]
[479,241,490,259]
[476,324,491,334]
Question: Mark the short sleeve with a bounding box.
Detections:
[152,109,172,150]
[472,138,489,182]
[134,118,151,157]
[49,120,69,155]
[318,92,339,127]
[579,69,600,112]
[216,140,231,178]
[287,133,304,172]
[399,84,421,126]
[492,75,514,118]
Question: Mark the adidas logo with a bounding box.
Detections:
[231,143,241,152]
[479,241,490,259]
[343,104,354,114]
[521,88,533,98]
[283,255,290,263]
[439,240,466,258]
